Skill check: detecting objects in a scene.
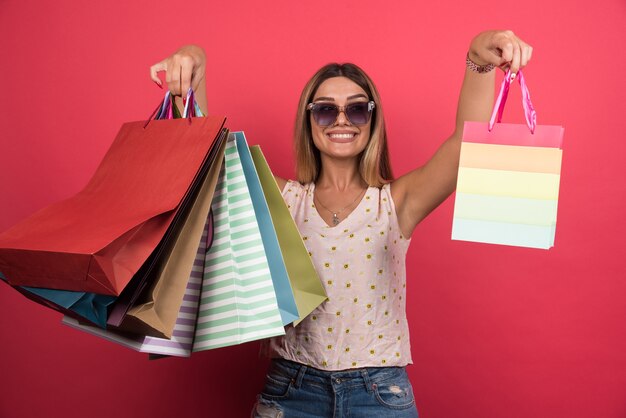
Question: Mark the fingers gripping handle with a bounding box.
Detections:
[488,70,537,134]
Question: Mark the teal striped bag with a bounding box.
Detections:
[193,135,285,351]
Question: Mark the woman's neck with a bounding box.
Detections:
[316,155,366,191]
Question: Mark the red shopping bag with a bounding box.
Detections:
[0,115,226,295]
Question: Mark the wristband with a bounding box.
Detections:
[466,52,495,73]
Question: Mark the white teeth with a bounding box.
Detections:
[329,133,355,139]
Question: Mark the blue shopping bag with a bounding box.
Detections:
[234,132,299,325]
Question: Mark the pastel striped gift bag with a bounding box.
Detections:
[193,136,285,351]
[61,216,212,357]
[452,70,564,249]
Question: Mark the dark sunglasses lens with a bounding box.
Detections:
[312,105,339,126]
[346,103,371,125]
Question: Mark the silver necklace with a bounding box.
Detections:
[314,187,367,226]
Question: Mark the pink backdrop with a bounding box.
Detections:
[1,1,624,417]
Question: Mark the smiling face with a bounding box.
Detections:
[310,76,372,161]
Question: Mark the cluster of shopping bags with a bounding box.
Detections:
[0,91,327,358]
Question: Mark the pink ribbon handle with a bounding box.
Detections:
[488,69,537,134]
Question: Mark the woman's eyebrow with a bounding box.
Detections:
[313,94,368,102]
[313,96,335,102]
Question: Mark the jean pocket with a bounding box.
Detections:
[260,372,294,400]
[372,380,416,411]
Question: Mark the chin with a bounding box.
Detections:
[326,145,367,159]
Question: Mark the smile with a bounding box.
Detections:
[327,133,357,143]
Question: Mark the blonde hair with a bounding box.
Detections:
[294,63,393,187]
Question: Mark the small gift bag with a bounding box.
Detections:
[452,70,565,249]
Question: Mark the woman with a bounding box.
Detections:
[151,30,532,417]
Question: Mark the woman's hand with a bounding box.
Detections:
[468,30,533,78]
[150,45,208,114]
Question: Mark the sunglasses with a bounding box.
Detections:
[307,101,375,127]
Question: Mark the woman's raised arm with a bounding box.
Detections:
[392,30,533,238]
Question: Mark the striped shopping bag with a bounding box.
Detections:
[193,136,285,351]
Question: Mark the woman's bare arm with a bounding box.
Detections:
[391,30,533,238]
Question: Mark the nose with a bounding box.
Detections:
[334,108,350,126]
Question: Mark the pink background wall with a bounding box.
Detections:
[1,1,624,417]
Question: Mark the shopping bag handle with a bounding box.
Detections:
[144,88,204,127]
[156,88,203,119]
[205,209,215,250]
[488,70,537,134]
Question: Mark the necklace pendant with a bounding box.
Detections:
[332,213,340,226]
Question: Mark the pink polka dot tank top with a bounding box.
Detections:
[262,180,412,370]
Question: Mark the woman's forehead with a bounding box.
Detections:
[313,76,368,101]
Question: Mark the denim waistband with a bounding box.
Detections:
[269,358,408,392]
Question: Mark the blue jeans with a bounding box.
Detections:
[251,359,419,418]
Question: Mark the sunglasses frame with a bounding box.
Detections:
[307,100,376,127]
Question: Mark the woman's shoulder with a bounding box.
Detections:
[373,182,396,210]
[280,179,313,204]
[281,179,311,192]
[275,177,310,192]
[377,182,393,201]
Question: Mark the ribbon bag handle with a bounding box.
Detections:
[488,70,537,134]
[158,88,202,119]
[144,88,204,127]
[181,88,204,118]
